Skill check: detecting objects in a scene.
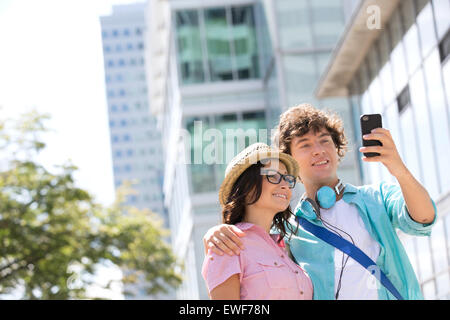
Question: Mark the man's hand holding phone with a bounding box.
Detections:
[359,127,408,179]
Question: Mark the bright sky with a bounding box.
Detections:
[0,0,144,207]
[0,0,146,300]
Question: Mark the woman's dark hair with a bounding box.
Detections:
[221,161,296,243]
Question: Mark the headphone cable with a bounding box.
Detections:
[317,211,355,300]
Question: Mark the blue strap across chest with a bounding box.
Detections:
[296,216,404,300]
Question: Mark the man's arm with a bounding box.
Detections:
[360,128,435,224]
[394,168,435,224]
[203,224,246,256]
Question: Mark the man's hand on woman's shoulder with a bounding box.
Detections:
[203,224,246,256]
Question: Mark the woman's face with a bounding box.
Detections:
[249,159,292,213]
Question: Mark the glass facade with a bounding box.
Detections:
[185,110,267,194]
[270,0,360,187]
[274,0,346,107]
[175,4,260,85]
[348,0,450,299]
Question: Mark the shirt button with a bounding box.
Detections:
[210,257,214,261]
[300,291,304,295]
[295,270,299,274]
[274,262,278,266]
[281,255,285,258]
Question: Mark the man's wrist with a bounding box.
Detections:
[392,164,410,182]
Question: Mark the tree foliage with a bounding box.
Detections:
[0,110,182,299]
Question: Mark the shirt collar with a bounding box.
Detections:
[235,222,255,231]
[235,222,272,235]
[343,183,358,194]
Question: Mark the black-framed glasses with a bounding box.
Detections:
[261,169,296,189]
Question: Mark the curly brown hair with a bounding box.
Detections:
[222,161,296,243]
[271,103,348,158]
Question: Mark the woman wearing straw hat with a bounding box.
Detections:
[201,142,313,300]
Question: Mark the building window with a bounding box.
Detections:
[186,110,267,193]
[432,0,450,39]
[310,0,344,47]
[175,5,260,84]
[397,85,411,114]
[231,5,259,80]
[186,116,216,193]
[205,7,233,81]
[439,29,450,64]
[112,29,119,37]
[416,2,437,59]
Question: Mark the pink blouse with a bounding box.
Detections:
[201,222,313,300]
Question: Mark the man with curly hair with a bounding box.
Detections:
[203,103,437,300]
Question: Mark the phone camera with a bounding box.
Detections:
[362,116,369,121]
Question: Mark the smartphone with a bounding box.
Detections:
[360,114,382,157]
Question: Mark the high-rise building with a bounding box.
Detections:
[100,2,170,299]
[100,3,165,220]
[146,0,361,299]
[316,0,450,299]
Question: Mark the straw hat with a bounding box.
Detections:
[218,142,299,207]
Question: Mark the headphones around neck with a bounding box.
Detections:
[296,180,345,220]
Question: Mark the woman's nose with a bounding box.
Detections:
[279,179,289,188]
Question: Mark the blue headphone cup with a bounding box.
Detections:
[316,186,336,209]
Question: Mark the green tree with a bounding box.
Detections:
[0,109,182,299]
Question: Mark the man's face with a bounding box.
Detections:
[289,128,339,186]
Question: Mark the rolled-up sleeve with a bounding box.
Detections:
[201,250,242,293]
[380,182,437,236]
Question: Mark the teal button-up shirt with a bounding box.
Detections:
[285,182,437,300]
